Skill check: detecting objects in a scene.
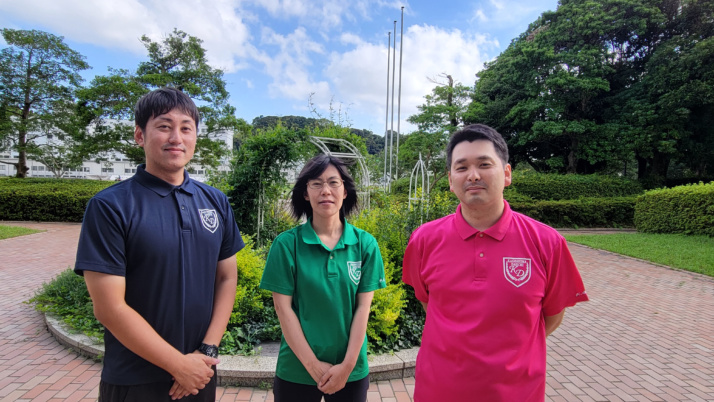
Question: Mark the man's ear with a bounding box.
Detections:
[134,126,145,147]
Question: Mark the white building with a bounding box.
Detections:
[0,121,233,182]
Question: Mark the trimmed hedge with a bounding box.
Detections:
[510,197,637,228]
[634,182,714,236]
[509,172,643,200]
[0,178,114,222]
[391,171,642,201]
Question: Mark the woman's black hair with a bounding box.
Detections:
[290,154,358,220]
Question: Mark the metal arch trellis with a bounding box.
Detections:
[409,153,429,224]
[309,136,370,210]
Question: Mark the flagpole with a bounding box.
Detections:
[383,32,391,192]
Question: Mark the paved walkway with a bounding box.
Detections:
[1,222,713,401]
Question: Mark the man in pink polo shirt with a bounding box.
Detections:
[402,124,589,402]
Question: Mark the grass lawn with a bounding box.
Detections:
[0,225,43,240]
[564,233,714,278]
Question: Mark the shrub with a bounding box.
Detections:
[508,171,643,200]
[0,178,113,222]
[28,268,104,340]
[365,244,407,353]
[634,182,714,237]
[222,235,281,355]
[510,197,637,228]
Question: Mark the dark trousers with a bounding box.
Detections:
[273,375,369,402]
[98,370,217,402]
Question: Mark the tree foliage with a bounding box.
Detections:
[401,74,470,185]
[78,28,240,169]
[0,29,89,178]
[470,0,714,184]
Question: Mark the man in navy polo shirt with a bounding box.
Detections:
[75,88,244,401]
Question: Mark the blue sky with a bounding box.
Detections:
[0,0,559,135]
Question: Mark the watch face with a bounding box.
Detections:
[200,344,219,358]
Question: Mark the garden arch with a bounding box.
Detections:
[308,136,371,209]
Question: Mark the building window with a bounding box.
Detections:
[102,168,114,173]
[0,165,5,170]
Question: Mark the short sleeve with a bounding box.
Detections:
[219,198,245,260]
[542,236,589,316]
[357,235,386,293]
[259,232,297,296]
[402,228,429,303]
[74,197,127,277]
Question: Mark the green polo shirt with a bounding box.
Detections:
[260,219,386,385]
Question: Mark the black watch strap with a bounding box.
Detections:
[199,343,219,358]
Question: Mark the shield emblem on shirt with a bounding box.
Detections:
[503,257,531,287]
[347,261,362,285]
[199,209,219,233]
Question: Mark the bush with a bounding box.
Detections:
[634,182,714,237]
[508,171,643,200]
[222,235,280,355]
[0,178,113,222]
[510,197,636,228]
[28,268,104,340]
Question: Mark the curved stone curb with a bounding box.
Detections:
[44,314,419,387]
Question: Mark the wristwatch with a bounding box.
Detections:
[198,343,219,358]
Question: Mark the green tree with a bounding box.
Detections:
[78,28,240,170]
[408,74,473,134]
[0,29,89,178]
[402,74,470,185]
[26,99,88,178]
[616,0,714,184]
[470,0,713,183]
[227,125,310,243]
[472,0,663,174]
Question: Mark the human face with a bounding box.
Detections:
[304,164,347,220]
[448,139,512,210]
[134,109,197,185]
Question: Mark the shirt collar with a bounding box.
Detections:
[133,164,195,197]
[301,217,359,250]
[454,200,512,241]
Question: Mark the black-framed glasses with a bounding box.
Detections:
[307,178,344,190]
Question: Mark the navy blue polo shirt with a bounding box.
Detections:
[75,165,244,385]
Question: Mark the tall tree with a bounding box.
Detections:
[0,29,89,177]
[403,74,471,184]
[616,0,714,184]
[472,0,663,174]
[470,0,713,182]
[79,29,240,170]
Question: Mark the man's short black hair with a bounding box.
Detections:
[134,87,200,130]
[290,154,358,220]
[446,124,509,169]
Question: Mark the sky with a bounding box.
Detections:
[0,0,559,136]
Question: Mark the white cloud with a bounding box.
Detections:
[471,0,556,27]
[0,0,254,72]
[254,26,330,103]
[325,24,497,134]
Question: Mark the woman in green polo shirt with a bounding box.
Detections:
[260,154,386,402]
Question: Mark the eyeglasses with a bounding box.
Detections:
[307,178,344,190]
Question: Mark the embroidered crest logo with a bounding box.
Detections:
[347,261,362,285]
[199,209,219,233]
[503,257,531,287]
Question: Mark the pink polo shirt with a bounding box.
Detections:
[402,201,588,402]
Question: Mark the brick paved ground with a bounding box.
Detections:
[1,221,713,401]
